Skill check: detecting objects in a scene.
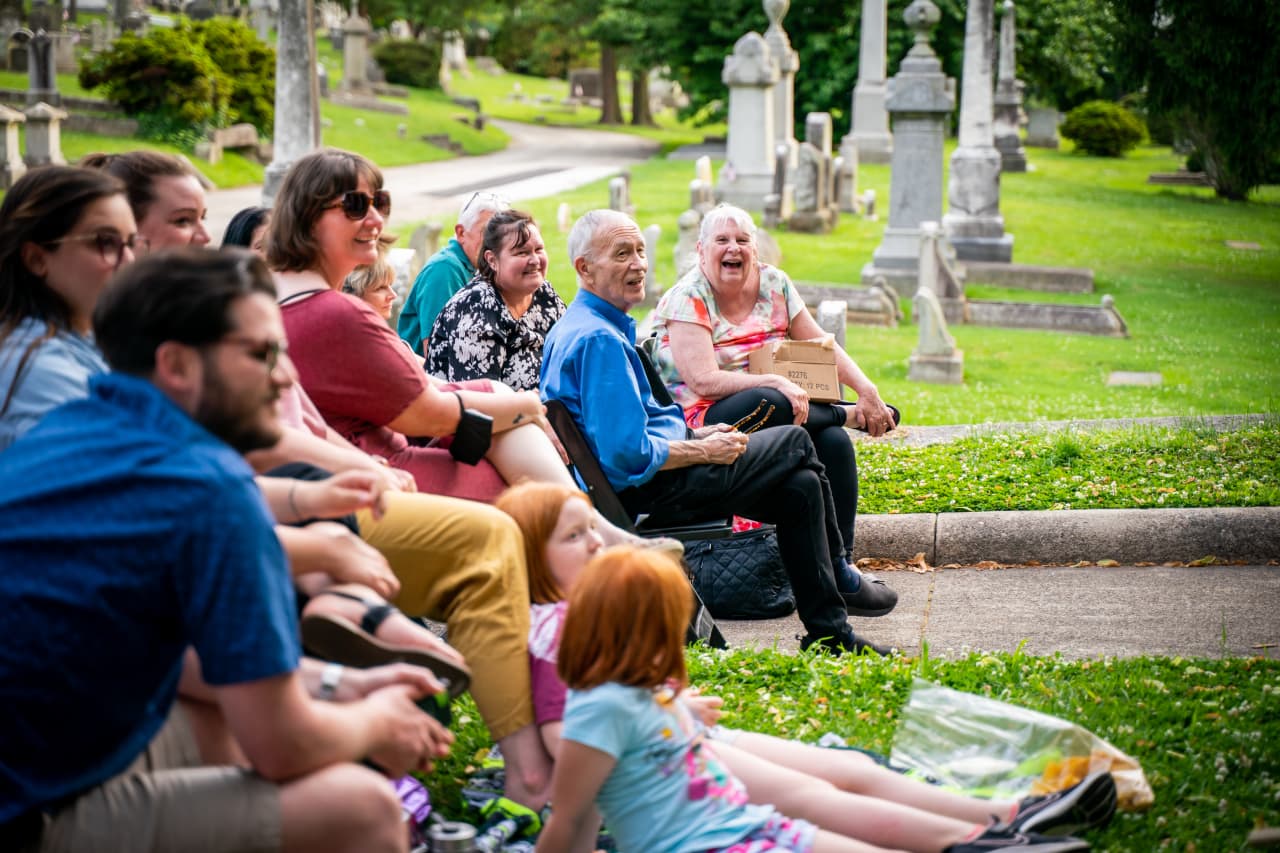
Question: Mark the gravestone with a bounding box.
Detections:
[717,32,779,212]
[608,176,635,219]
[389,19,410,40]
[184,0,215,20]
[1025,107,1060,148]
[51,31,75,73]
[441,30,467,74]
[87,19,106,52]
[788,142,834,233]
[328,25,342,50]
[316,61,328,96]
[943,0,1014,262]
[841,0,892,164]
[642,224,661,296]
[27,0,51,31]
[250,0,274,42]
[763,0,798,170]
[22,100,67,167]
[755,227,782,267]
[567,68,600,102]
[694,154,714,188]
[908,222,963,383]
[991,0,1027,172]
[861,0,955,296]
[407,222,441,273]
[11,29,59,106]
[262,0,321,203]
[805,111,840,222]
[817,299,847,349]
[0,104,25,188]
[341,11,372,94]
[674,209,700,279]
[0,0,20,64]
[762,144,789,229]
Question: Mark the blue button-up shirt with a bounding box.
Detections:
[541,290,687,490]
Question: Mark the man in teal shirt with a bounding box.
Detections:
[399,191,509,356]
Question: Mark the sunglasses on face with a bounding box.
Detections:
[45,232,149,268]
[327,189,392,221]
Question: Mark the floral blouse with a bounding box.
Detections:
[652,264,807,427]
[425,273,567,392]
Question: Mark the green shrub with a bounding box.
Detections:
[192,18,276,135]
[372,39,441,90]
[1059,100,1146,157]
[79,27,230,131]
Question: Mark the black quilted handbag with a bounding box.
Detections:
[683,526,796,620]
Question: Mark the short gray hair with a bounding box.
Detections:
[567,209,635,273]
[698,203,757,244]
[458,191,510,232]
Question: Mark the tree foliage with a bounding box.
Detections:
[78,19,275,144]
[373,38,443,89]
[1105,0,1280,200]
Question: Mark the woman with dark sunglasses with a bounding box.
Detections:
[80,150,212,249]
[0,166,144,450]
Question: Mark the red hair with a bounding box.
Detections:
[495,481,590,605]
[557,547,692,691]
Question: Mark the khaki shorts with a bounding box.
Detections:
[32,705,281,853]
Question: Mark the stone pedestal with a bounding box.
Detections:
[992,0,1027,172]
[862,0,954,297]
[341,12,372,94]
[717,32,779,212]
[943,0,1013,263]
[909,223,963,383]
[841,0,892,164]
[788,141,834,233]
[262,0,320,204]
[22,100,66,167]
[0,104,26,188]
[764,0,798,170]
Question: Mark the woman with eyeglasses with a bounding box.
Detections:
[80,150,212,249]
[0,166,144,450]
[426,209,566,392]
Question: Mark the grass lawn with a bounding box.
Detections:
[427,648,1280,853]
[502,144,1280,425]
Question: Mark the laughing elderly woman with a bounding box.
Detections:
[651,204,896,572]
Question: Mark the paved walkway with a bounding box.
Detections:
[720,564,1280,660]
[206,120,660,243]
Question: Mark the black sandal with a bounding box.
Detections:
[300,590,472,699]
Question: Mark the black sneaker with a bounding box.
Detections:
[835,561,899,617]
[1008,772,1117,837]
[945,823,1091,852]
[799,625,891,656]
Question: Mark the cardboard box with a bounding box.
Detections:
[747,338,841,402]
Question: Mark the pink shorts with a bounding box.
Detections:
[712,814,817,853]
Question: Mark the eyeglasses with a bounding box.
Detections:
[326,189,392,221]
[219,335,285,371]
[460,190,508,218]
[45,232,149,268]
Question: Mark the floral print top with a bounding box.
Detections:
[652,264,807,427]
[426,273,567,392]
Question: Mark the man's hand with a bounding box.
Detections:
[697,429,749,465]
[364,683,454,776]
[302,522,400,600]
[692,422,734,439]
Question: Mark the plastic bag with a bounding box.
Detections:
[890,678,1154,811]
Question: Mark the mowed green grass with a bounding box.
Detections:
[504,144,1280,425]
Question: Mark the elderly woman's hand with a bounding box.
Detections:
[850,393,897,438]
[767,376,810,425]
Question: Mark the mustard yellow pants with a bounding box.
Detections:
[356,491,532,741]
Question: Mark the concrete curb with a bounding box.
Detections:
[854,506,1280,564]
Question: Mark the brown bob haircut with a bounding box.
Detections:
[557,547,692,691]
[494,480,591,605]
[79,150,198,224]
[266,148,383,273]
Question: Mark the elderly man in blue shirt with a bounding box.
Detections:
[540,210,897,656]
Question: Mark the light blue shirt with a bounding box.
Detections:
[562,683,772,853]
[539,290,688,491]
[0,318,108,451]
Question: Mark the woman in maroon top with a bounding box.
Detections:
[266,148,584,503]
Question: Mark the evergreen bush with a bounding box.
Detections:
[1059,100,1145,157]
[372,39,442,90]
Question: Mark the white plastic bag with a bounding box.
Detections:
[890,678,1153,810]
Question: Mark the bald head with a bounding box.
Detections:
[568,209,647,311]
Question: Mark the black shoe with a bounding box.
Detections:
[798,625,891,656]
[1007,772,1117,837]
[944,827,1090,852]
[835,561,899,617]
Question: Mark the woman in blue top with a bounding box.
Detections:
[0,166,145,450]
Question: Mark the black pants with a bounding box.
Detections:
[705,388,859,558]
[619,425,849,639]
